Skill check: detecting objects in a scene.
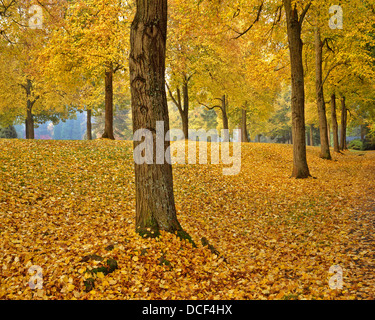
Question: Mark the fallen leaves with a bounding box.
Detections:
[0,139,375,299]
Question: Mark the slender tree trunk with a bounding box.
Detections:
[330,94,340,152]
[241,107,249,142]
[222,95,229,142]
[182,82,189,139]
[327,123,331,147]
[102,65,115,140]
[25,79,34,139]
[87,109,92,140]
[257,134,261,143]
[130,0,182,235]
[360,124,365,142]
[314,24,331,160]
[284,0,311,178]
[340,96,347,150]
[310,124,314,146]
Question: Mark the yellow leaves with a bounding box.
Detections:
[1,140,375,300]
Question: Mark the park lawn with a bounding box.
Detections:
[0,139,374,300]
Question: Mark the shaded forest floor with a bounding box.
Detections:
[0,139,374,300]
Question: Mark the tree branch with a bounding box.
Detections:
[232,1,263,39]
[299,2,312,26]
[166,82,182,113]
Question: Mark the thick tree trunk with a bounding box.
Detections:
[340,96,347,150]
[284,0,311,178]
[314,25,331,159]
[241,108,249,142]
[87,109,92,140]
[330,94,340,152]
[130,0,181,235]
[222,95,229,142]
[102,65,115,140]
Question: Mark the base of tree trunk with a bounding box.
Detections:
[319,152,332,160]
[137,225,196,247]
[102,131,115,140]
[290,167,312,179]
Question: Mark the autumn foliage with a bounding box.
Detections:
[1,139,374,300]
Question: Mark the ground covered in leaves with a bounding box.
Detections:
[0,139,374,300]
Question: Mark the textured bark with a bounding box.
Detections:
[284,0,311,178]
[314,25,331,159]
[102,65,115,140]
[130,0,181,234]
[87,109,92,140]
[340,96,347,150]
[330,94,340,152]
[241,108,249,142]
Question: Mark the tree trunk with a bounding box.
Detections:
[327,123,331,147]
[182,82,189,139]
[360,124,365,142]
[222,95,229,142]
[330,94,340,152]
[241,107,249,142]
[87,109,92,140]
[340,96,347,150]
[25,79,35,139]
[102,65,115,140]
[257,134,261,143]
[314,25,331,160]
[130,0,182,235]
[284,0,311,178]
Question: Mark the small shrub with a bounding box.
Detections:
[348,140,363,150]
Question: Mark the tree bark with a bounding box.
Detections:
[241,107,249,142]
[222,95,229,142]
[130,0,182,235]
[102,64,115,140]
[25,79,35,140]
[327,123,331,147]
[314,24,331,159]
[330,94,340,152]
[87,109,92,140]
[340,96,347,150]
[284,0,311,178]
[181,82,189,139]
